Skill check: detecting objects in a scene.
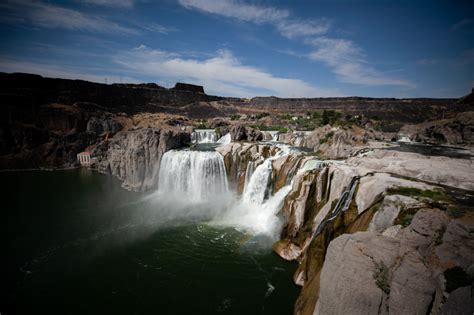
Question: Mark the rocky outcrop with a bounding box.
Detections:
[93,128,190,191]
[172,82,205,94]
[216,142,277,192]
[315,208,449,315]
[269,147,474,315]
[399,111,474,146]
[229,124,264,142]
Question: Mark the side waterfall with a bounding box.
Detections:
[157,150,228,203]
[191,129,218,143]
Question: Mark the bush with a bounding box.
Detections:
[278,127,288,134]
[230,114,241,121]
[256,112,270,119]
[373,261,391,294]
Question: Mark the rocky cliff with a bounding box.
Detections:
[269,148,474,315]
[92,128,190,191]
[399,111,474,146]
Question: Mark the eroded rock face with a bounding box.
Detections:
[315,209,449,315]
[216,142,277,192]
[399,111,474,145]
[93,128,190,191]
[229,125,264,142]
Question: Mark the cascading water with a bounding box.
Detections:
[191,129,218,143]
[157,150,228,203]
[215,145,294,239]
[217,133,231,144]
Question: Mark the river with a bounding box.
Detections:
[1,169,298,314]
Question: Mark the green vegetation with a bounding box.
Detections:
[230,114,241,121]
[255,112,270,119]
[278,127,288,133]
[319,131,335,144]
[444,266,473,293]
[373,261,391,294]
[399,213,415,227]
[214,127,221,137]
[321,110,342,125]
[386,187,452,203]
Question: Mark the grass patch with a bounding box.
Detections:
[387,187,451,203]
[444,266,473,293]
[319,131,334,144]
[374,261,391,294]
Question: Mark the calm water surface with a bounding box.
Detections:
[1,169,298,315]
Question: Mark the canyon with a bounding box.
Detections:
[2,73,473,314]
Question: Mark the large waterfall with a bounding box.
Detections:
[157,150,229,203]
[155,144,295,240]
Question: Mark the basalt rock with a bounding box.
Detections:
[399,111,474,145]
[229,125,264,142]
[216,142,277,193]
[93,128,190,192]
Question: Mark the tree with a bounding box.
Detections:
[322,110,330,125]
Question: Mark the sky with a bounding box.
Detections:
[0,0,472,98]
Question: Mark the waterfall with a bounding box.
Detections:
[215,144,294,239]
[217,133,231,145]
[157,150,228,203]
[191,129,218,143]
[242,159,273,204]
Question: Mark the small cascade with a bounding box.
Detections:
[157,150,228,203]
[397,135,412,143]
[191,129,218,143]
[243,161,255,190]
[242,158,273,204]
[266,131,279,142]
[217,133,231,145]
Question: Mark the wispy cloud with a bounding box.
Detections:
[307,37,414,87]
[80,0,135,8]
[178,0,411,88]
[0,0,138,34]
[178,0,328,39]
[451,19,473,32]
[113,45,340,97]
[140,23,177,34]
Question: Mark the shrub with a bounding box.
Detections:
[230,114,241,121]
[374,261,391,294]
[278,127,288,134]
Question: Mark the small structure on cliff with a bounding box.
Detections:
[77,151,92,166]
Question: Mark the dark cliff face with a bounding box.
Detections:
[244,95,471,124]
[0,73,220,169]
[0,72,222,122]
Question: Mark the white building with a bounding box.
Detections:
[77,151,92,166]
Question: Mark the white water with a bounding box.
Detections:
[157,150,229,203]
[155,143,296,240]
[398,135,412,143]
[191,129,218,143]
[217,133,231,145]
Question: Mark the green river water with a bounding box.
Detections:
[1,169,298,314]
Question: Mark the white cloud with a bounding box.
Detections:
[80,0,135,8]
[307,37,414,87]
[276,19,330,38]
[178,0,289,24]
[0,0,139,34]
[114,46,339,97]
[178,0,327,39]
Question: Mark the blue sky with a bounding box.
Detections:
[0,0,472,98]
